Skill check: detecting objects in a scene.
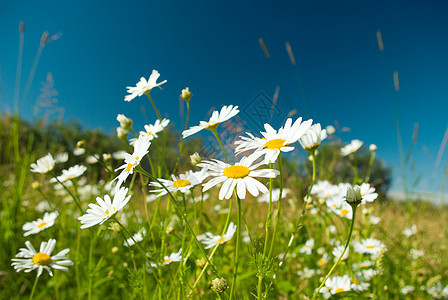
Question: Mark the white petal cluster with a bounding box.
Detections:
[149,170,205,197]
[30,153,55,174]
[124,70,167,102]
[353,238,386,255]
[341,139,363,156]
[198,222,237,249]
[22,212,59,237]
[299,123,327,151]
[50,165,87,183]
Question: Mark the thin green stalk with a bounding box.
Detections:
[145,92,167,176]
[53,175,83,214]
[365,150,376,183]
[311,204,358,299]
[172,101,190,174]
[210,127,228,163]
[268,154,283,258]
[351,154,359,185]
[29,275,39,300]
[229,195,242,300]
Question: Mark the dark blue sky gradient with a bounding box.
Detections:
[1,0,448,193]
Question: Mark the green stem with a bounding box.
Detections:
[210,127,228,163]
[365,151,376,183]
[173,101,190,174]
[29,275,39,300]
[229,195,242,300]
[268,154,283,258]
[311,204,358,299]
[53,174,83,214]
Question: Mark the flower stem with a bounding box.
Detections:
[52,174,83,214]
[365,150,376,183]
[210,127,228,163]
[311,204,358,300]
[172,101,190,174]
[268,154,283,258]
[229,195,242,300]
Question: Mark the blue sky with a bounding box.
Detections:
[1,0,448,194]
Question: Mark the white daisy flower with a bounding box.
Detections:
[73,147,86,156]
[139,118,170,140]
[198,155,279,200]
[182,105,239,138]
[124,228,146,247]
[359,183,378,203]
[400,285,415,295]
[86,155,99,164]
[78,187,131,229]
[149,170,205,197]
[54,152,69,164]
[35,200,51,213]
[112,150,128,160]
[297,267,319,279]
[11,239,73,277]
[332,245,349,260]
[351,278,370,292]
[22,212,59,237]
[124,70,167,102]
[369,215,381,225]
[198,222,237,249]
[235,117,312,163]
[341,139,363,156]
[410,248,425,259]
[112,135,151,191]
[317,253,330,267]
[299,238,314,255]
[322,275,351,295]
[356,268,378,281]
[50,165,87,183]
[353,238,385,255]
[402,224,417,237]
[163,248,182,265]
[30,153,55,174]
[257,188,289,203]
[428,283,448,299]
[298,123,327,151]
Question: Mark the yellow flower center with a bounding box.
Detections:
[265,138,287,150]
[32,252,52,266]
[66,174,77,180]
[105,209,109,215]
[205,123,219,130]
[366,245,375,249]
[335,288,345,293]
[125,163,135,172]
[341,209,349,216]
[223,165,250,179]
[164,258,172,263]
[37,222,47,228]
[318,258,326,266]
[352,278,360,285]
[147,132,152,136]
[173,179,191,188]
[217,237,226,243]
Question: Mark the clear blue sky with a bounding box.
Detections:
[1,0,448,194]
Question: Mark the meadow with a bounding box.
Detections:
[1,69,448,300]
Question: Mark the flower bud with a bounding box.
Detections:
[195,257,207,268]
[31,181,41,190]
[326,125,336,135]
[117,127,129,140]
[102,153,112,161]
[369,144,377,152]
[76,140,86,148]
[108,222,122,233]
[190,152,201,166]
[180,87,192,101]
[211,277,229,293]
[117,114,133,130]
[345,185,363,206]
[111,246,119,254]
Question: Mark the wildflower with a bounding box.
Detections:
[298,267,320,279]
[299,238,314,255]
[332,245,349,260]
[257,188,289,203]
[190,152,202,166]
[54,152,69,164]
[30,153,55,174]
[11,239,73,277]
[73,147,86,156]
[211,277,229,293]
[22,212,59,237]
[400,285,415,295]
[322,275,351,295]
[427,283,448,299]
[198,155,279,200]
[369,144,377,151]
[182,105,239,138]
[235,117,312,163]
[76,140,86,148]
[86,155,99,164]
[345,185,363,205]
[112,135,151,191]
[359,183,378,203]
[369,215,381,225]
[35,200,51,213]
[149,170,205,197]
[123,228,146,247]
[117,114,133,129]
[117,127,129,140]
[353,238,386,255]
[31,181,42,190]
[326,125,336,135]
[138,118,170,141]
[112,150,128,160]
[198,222,237,249]
[351,278,370,292]
[180,87,192,101]
[410,248,425,259]
[124,70,167,102]
[317,253,329,266]
[341,139,363,156]
[402,224,417,237]
[298,123,327,151]
[163,249,182,265]
[50,165,87,183]
[78,187,131,229]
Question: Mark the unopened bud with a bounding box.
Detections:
[190,152,201,166]
[195,257,207,268]
[369,144,377,152]
[76,140,86,148]
[117,114,133,130]
[326,125,336,135]
[102,153,112,161]
[111,246,119,254]
[180,87,192,101]
[211,277,229,293]
[31,181,41,190]
[345,185,363,206]
[108,222,122,233]
[117,127,129,140]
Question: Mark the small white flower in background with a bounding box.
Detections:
[190,152,202,166]
[400,285,415,295]
[356,268,378,281]
[297,267,319,279]
[332,245,349,260]
[326,125,336,135]
[257,188,289,203]
[124,228,146,247]
[112,150,128,160]
[117,127,129,140]
[23,212,59,237]
[163,249,182,265]
[353,238,386,255]
[139,118,170,140]
[235,117,312,163]
[369,144,377,151]
[50,165,87,183]
[299,238,314,255]
[410,248,425,259]
[11,239,73,277]
[124,70,167,102]
[190,193,210,203]
[199,155,279,200]
[146,194,159,203]
[198,222,237,249]
[54,152,69,164]
[182,105,239,138]
[427,283,448,298]
[351,278,370,292]
[86,155,99,164]
[317,253,329,266]
[369,215,381,225]
[402,224,417,237]
[30,153,55,174]
[322,275,351,296]
[116,114,133,129]
[359,183,378,203]
[341,139,363,156]
[78,187,131,229]
[149,170,205,197]
[36,200,51,213]
[298,123,327,151]
[73,147,86,156]
[112,135,151,191]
